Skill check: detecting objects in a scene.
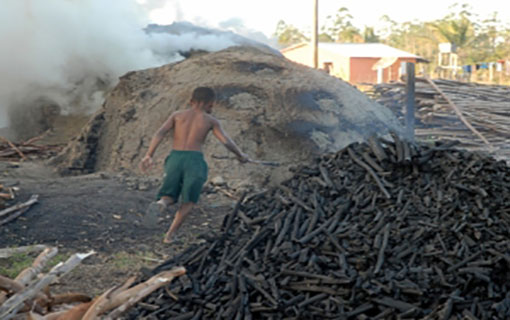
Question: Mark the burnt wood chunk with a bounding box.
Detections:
[128,137,510,319]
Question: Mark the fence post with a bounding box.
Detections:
[405,62,415,141]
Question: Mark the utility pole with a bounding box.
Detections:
[312,0,318,68]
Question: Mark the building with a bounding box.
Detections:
[281,42,428,84]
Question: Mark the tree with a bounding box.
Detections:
[363,27,379,43]
[323,7,362,42]
[319,25,334,42]
[318,32,334,42]
[372,4,510,78]
[429,4,476,49]
[273,20,308,47]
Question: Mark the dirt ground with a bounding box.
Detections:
[0,160,237,296]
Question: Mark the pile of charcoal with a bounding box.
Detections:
[129,134,510,319]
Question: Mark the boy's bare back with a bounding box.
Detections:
[140,87,250,174]
[171,109,215,151]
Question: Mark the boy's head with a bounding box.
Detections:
[191,87,215,113]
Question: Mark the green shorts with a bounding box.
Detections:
[157,150,208,203]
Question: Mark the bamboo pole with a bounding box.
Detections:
[423,76,491,146]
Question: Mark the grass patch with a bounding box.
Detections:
[111,251,160,271]
[0,252,34,278]
[0,251,68,279]
[45,253,68,271]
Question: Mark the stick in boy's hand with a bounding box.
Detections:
[212,155,279,167]
[249,159,280,167]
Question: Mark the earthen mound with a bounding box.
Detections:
[53,46,402,186]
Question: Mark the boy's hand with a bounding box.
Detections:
[139,155,154,173]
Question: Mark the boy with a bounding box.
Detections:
[139,87,250,243]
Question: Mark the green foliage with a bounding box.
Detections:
[429,3,476,48]
[274,3,510,77]
[363,27,379,43]
[323,7,362,42]
[318,32,334,42]
[273,20,308,47]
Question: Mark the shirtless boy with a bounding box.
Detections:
[139,87,250,243]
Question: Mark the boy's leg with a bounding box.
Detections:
[158,196,175,208]
[163,152,207,243]
[145,153,182,228]
[163,202,194,243]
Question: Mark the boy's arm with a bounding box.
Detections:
[139,113,176,172]
[212,118,250,163]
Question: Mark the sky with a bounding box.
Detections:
[1,0,508,129]
[138,0,510,37]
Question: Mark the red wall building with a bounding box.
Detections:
[281,43,428,85]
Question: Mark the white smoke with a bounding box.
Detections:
[0,0,162,129]
[148,31,236,55]
[0,0,276,132]
[219,18,275,47]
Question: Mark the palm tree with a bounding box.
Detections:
[428,4,475,48]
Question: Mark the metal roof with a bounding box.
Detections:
[318,43,427,62]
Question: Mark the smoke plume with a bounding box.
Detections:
[0,0,276,135]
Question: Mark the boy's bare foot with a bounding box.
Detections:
[163,232,182,244]
[143,201,165,228]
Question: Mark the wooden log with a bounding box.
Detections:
[39,292,91,309]
[53,301,93,320]
[424,77,491,146]
[79,287,116,320]
[78,275,136,320]
[374,223,391,275]
[0,275,23,294]
[16,247,58,286]
[0,195,39,220]
[372,297,420,313]
[0,193,13,200]
[367,136,388,162]
[0,136,27,160]
[0,251,95,320]
[83,267,185,319]
[0,245,47,259]
[347,148,391,199]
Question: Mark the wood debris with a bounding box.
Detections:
[0,245,48,259]
[367,78,510,161]
[0,185,17,210]
[0,194,39,226]
[128,135,510,319]
[0,135,61,162]
[0,247,185,319]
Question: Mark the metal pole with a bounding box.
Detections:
[405,62,415,141]
[312,0,318,68]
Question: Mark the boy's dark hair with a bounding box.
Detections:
[191,87,216,103]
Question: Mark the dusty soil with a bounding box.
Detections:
[0,160,237,296]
